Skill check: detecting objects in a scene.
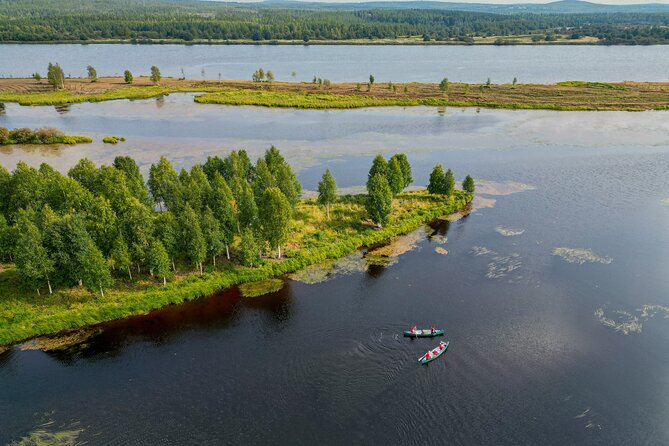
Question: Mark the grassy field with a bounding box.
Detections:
[0,77,666,111]
[0,190,472,347]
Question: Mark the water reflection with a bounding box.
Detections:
[54,105,71,115]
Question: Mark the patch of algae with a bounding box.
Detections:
[553,247,612,265]
[435,247,449,255]
[19,329,101,352]
[594,305,669,335]
[239,278,284,297]
[495,226,525,237]
[8,419,83,446]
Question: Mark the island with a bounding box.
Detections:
[0,126,92,145]
[0,150,473,347]
[1,76,667,111]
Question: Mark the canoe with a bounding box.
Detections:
[418,341,449,364]
[403,329,444,337]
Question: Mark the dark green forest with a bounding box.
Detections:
[0,0,668,44]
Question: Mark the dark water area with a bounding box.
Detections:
[1,98,669,444]
[1,44,669,83]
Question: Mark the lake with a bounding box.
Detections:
[1,44,669,83]
[0,96,668,444]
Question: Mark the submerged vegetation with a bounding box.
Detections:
[0,126,91,145]
[0,150,472,346]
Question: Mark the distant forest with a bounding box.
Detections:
[1,0,668,44]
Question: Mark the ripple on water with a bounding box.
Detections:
[553,247,612,265]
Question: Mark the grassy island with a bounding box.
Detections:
[0,150,472,347]
[0,126,92,145]
[0,77,667,111]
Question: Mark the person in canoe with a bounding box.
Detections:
[410,326,417,335]
[425,351,431,360]
[431,326,436,335]
[439,341,446,350]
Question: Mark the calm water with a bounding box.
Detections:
[1,99,669,444]
[1,44,669,82]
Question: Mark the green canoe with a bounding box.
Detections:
[418,341,449,364]
[404,329,444,338]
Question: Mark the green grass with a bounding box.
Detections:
[1,82,665,111]
[0,191,471,346]
[0,86,199,106]
[1,135,92,145]
[102,135,125,144]
[556,81,628,90]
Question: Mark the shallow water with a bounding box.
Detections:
[1,98,669,444]
[1,44,669,82]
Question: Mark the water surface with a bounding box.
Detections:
[1,99,669,445]
[1,44,668,82]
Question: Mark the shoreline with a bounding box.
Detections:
[1,77,667,111]
[0,191,472,349]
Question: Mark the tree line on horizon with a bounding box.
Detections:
[0,0,667,44]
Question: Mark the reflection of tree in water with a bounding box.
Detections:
[0,103,5,115]
[54,104,70,115]
[156,95,166,108]
[41,281,296,364]
[243,280,295,328]
[43,286,248,363]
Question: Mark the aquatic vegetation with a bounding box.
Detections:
[594,305,669,335]
[8,418,83,446]
[476,180,536,196]
[288,260,336,284]
[18,328,100,351]
[594,308,642,335]
[239,278,284,297]
[435,247,448,255]
[369,228,426,258]
[471,246,522,280]
[429,234,447,244]
[660,198,669,206]
[553,247,612,265]
[102,135,126,144]
[638,305,669,319]
[495,226,525,237]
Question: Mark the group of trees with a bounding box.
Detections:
[427,164,475,196]
[1,0,667,44]
[364,154,412,227]
[252,68,274,83]
[0,147,300,296]
[47,63,65,89]
[0,148,475,296]
[35,64,155,87]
